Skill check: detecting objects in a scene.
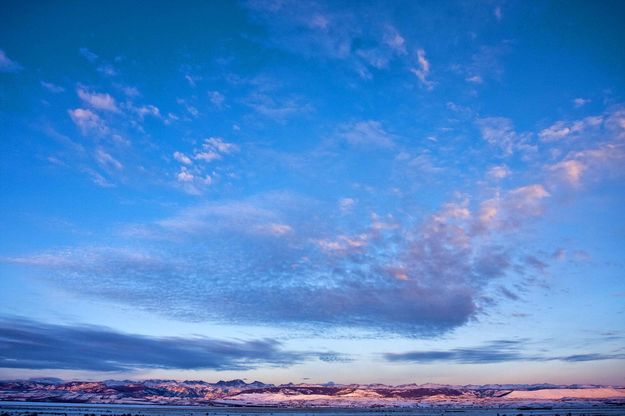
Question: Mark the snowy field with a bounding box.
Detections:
[1,402,625,416]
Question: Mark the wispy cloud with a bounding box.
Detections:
[574,97,591,108]
[171,137,240,194]
[0,49,22,72]
[0,317,318,371]
[339,120,396,149]
[539,116,602,141]
[79,47,98,63]
[384,340,625,364]
[41,81,65,93]
[77,86,119,112]
[476,116,532,156]
[245,1,409,79]
[410,49,434,90]
[68,108,109,136]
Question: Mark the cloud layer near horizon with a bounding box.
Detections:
[0,317,333,372]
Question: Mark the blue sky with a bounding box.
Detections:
[1,0,625,385]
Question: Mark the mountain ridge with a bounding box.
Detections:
[1,379,625,408]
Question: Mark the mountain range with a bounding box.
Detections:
[2,379,625,409]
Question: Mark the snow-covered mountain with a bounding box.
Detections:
[1,379,624,408]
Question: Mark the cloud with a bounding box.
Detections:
[0,317,310,372]
[41,81,65,93]
[3,177,560,336]
[98,63,117,77]
[257,223,294,236]
[494,6,503,21]
[542,107,625,187]
[466,75,483,84]
[202,137,239,154]
[385,340,526,364]
[82,168,114,188]
[173,151,193,165]
[176,167,195,182]
[539,116,603,141]
[487,165,510,180]
[474,184,550,232]
[77,87,119,112]
[455,44,509,86]
[209,90,225,108]
[338,198,356,213]
[244,1,408,79]
[384,340,625,364]
[549,159,585,185]
[476,117,526,156]
[79,47,98,63]
[169,138,239,194]
[0,49,22,72]
[574,97,591,108]
[95,147,123,171]
[4,193,484,335]
[244,92,312,119]
[548,145,625,188]
[133,104,161,120]
[68,108,108,136]
[168,137,240,195]
[383,27,406,55]
[339,120,396,149]
[410,49,434,90]
[316,233,370,255]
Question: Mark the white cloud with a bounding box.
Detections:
[83,168,114,188]
[97,63,117,77]
[435,202,471,222]
[168,138,239,194]
[203,137,239,154]
[340,120,395,148]
[539,116,603,141]
[338,198,356,213]
[258,223,294,236]
[134,104,160,120]
[488,165,510,179]
[494,6,503,21]
[209,91,225,108]
[383,27,406,55]
[79,47,98,62]
[410,49,434,90]
[245,92,312,119]
[176,168,194,182]
[466,75,483,84]
[121,85,140,97]
[476,117,520,155]
[68,108,108,136]
[507,184,550,216]
[77,87,119,112]
[41,81,64,93]
[0,49,22,72]
[316,234,369,255]
[193,137,240,162]
[173,151,193,165]
[185,74,201,87]
[194,151,221,161]
[475,184,550,232]
[550,159,585,185]
[95,148,123,171]
[574,98,591,108]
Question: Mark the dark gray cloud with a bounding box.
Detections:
[384,340,625,364]
[0,317,330,372]
[558,353,625,362]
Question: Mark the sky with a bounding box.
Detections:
[1,0,625,386]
